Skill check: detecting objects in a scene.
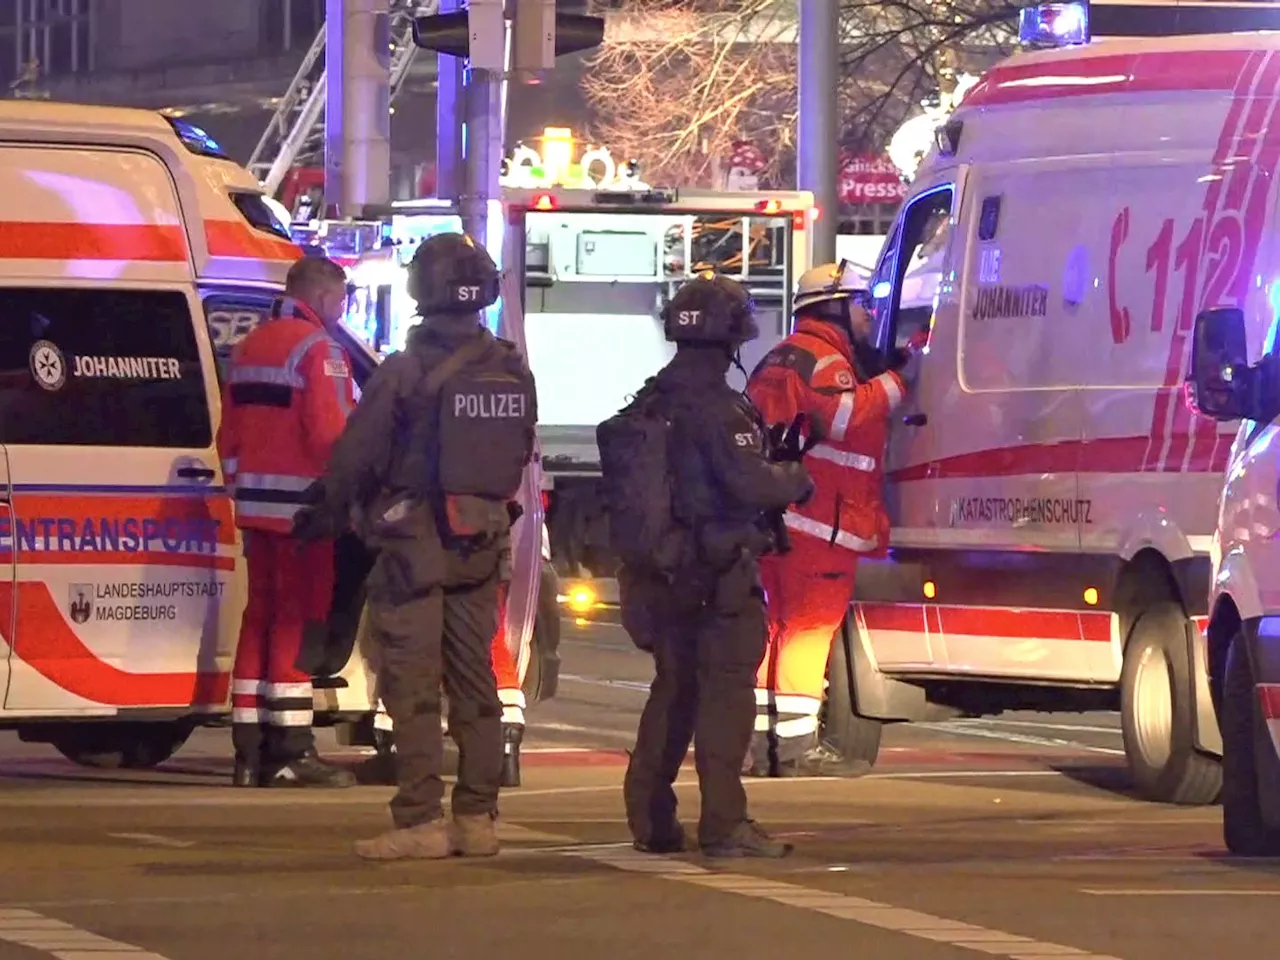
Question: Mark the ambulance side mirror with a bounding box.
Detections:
[1188,307,1257,422]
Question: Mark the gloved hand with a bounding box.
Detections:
[291,504,341,542]
[784,462,815,506]
[891,345,923,387]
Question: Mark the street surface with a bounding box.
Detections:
[0,619,1269,960]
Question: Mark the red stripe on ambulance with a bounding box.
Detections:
[860,603,1112,642]
[963,48,1257,108]
[0,221,187,261]
[0,582,229,707]
[204,220,303,263]
[888,434,1231,483]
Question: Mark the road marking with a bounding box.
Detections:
[559,673,652,693]
[0,769,1071,807]
[918,722,1126,757]
[960,719,1122,736]
[530,721,637,740]
[1081,888,1280,896]
[107,832,195,849]
[568,847,1123,959]
[0,907,172,958]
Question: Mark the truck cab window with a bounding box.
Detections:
[869,185,953,353]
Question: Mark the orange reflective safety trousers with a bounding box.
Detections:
[746,318,905,763]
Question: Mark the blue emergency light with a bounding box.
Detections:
[1019,1,1090,48]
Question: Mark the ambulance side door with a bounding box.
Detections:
[855,177,961,671]
[1,287,230,712]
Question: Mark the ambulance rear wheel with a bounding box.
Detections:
[1120,602,1222,805]
[821,622,883,770]
[50,722,194,771]
[1221,632,1280,855]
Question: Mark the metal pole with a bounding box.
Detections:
[325,0,392,217]
[435,0,466,201]
[797,0,838,264]
[460,7,508,246]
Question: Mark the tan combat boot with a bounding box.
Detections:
[451,813,500,857]
[354,819,457,861]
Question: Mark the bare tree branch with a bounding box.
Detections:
[582,0,1026,189]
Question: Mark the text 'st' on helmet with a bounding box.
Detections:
[793,260,865,323]
[406,232,501,314]
[660,271,759,347]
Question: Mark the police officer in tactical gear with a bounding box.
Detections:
[295,231,537,861]
[617,273,814,858]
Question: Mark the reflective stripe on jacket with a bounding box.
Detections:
[746,318,905,555]
[216,296,355,534]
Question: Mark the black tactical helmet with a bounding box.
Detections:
[406,232,501,314]
[660,272,759,346]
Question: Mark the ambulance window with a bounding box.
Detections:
[201,287,379,393]
[869,185,953,352]
[0,288,211,448]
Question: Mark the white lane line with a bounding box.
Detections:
[559,674,652,693]
[1081,888,1280,896]
[917,722,1127,757]
[107,833,195,849]
[959,720,1122,736]
[0,769,1070,808]
[568,847,1123,959]
[528,720,636,740]
[0,907,172,958]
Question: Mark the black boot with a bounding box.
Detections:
[263,750,356,788]
[232,756,261,788]
[501,723,523,788]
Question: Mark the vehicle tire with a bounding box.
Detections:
[1120,601,1222,805]
[820,617,883,769]
[1221,633,1280,855]
[50,722,194,771]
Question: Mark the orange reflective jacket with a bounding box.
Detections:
[747,318,905,555]
[216,297,355,534]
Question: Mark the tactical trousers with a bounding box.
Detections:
[621,562,768,847]
[367,541,504,829]
[231,531,333,763]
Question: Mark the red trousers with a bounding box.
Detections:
[490,581,525,725]
[756,531,859,754]
[231,531,334,761]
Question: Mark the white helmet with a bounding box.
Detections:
[793,260,865,314]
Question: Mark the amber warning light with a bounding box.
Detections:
[532,193,558,211]
[755,199,784,214]
[560,582,598,615]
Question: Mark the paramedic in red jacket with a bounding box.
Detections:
[218,256,357,789]
[745,261,917,776]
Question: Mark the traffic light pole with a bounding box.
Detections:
[460,58,506,248]
[434,0,466,203]
[798,0,838,264]
[415,0,605,246]
[325,0,392,218]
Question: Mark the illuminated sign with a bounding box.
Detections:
[499,127,651,192]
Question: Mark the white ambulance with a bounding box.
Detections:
[833,6,1280,805]
[0,102,547,770]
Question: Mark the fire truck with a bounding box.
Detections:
[297,184,818,616]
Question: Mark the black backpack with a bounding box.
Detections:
[421,330,538,540]
[597,382,688,575]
